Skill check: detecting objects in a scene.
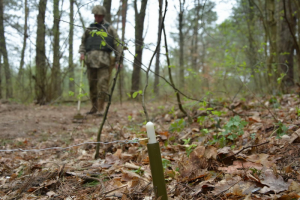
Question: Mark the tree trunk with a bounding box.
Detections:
[0,55,2,99]
[103,0,112,23]
[131,0,148,94]
[69,0,75,93]
[266,0,277,92]
[51,0,61,100]
[153,0,163,95]
[35,0,48,104]
[118,0,128,104]
[191,0,200,72]
[178,0,185,88]
[0,0,12,99]
[18,0,29,89]
[278,0,296,91]
[245,0,258,89]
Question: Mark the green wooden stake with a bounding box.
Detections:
[146,122,168,200]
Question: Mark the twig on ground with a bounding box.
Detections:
[221,141,270,161]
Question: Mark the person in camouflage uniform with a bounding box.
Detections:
[79,5,122,116]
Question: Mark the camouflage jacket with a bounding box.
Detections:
[79,20,122,68]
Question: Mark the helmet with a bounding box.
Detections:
[92,5,106,15]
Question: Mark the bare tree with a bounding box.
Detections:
[190,0,200,72]
[51,0,61,99]
[178,0,185,88]
[118,0,128,104]
[18,0,29,89]
[0,55,2,99]
[69,0,75,93]
[131,0,148,94]
[0,0,12,98]
[278,0,296,90]
[35,0,48,104]
[153,0,163,95]
[103,0,112,23]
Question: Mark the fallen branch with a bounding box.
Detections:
[221,141,270,161]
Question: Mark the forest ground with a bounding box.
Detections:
[1,95,300,199]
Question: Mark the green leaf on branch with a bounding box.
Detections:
[101,41,106,46]
[69,91,74,96]
[132,90,142,98]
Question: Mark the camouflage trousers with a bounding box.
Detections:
[87,66,110,112]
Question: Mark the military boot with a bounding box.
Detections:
[95,98,105,116]
[86,97,97,115]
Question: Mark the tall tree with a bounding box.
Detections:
[243,0,259,88]
[178,0,185,88]
[103,0,112,23]
[278,0,296,90]
[18,0,29,87]
[35,0,48,104]
[118,0,128,103]
[0,55,2,99]
[0,0,12,98]
[69,0,75,93]
[131,0,148,94]
[51,0,61,99]
[153,0,163,95]
[190,0,200,72]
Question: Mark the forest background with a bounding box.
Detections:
[1,0,299,104]
[2,0,300,199]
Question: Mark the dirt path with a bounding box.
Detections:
[0,101,144,140]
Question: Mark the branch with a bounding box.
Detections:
[142,0,167,121]
[94,51,124,159]
[283,0,300,54]
[163,18,192,123]
[221,141,270,161]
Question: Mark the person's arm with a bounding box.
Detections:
[109,26,122,63]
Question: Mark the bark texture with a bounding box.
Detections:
[69,0,75,92]
[0,0,12,98]
[131,0,148,94]
[35,0,48,104]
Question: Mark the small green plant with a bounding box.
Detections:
[208,116,247,148]
[186,144,197,157]
[18,166,24,177]
[250,133,256,140]
[84,181,100,187]
[276,121,288,138]
[182,138,191,145]
[269,96,280,108]
[132,167,144,175]
[182,138,197,157]
[201,129,209,136]
[197,100,226,127]
[127,115,132,121]
[249,167,261,176]
[162,159,171,171]
[169,119,186,132]
[296,107,300,117]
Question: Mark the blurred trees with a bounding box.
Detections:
[1,0,300,103]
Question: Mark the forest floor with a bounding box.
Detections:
[1,95,300,199]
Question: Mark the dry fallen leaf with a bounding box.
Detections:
[259,169,289,193]
[218,160,263,174]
